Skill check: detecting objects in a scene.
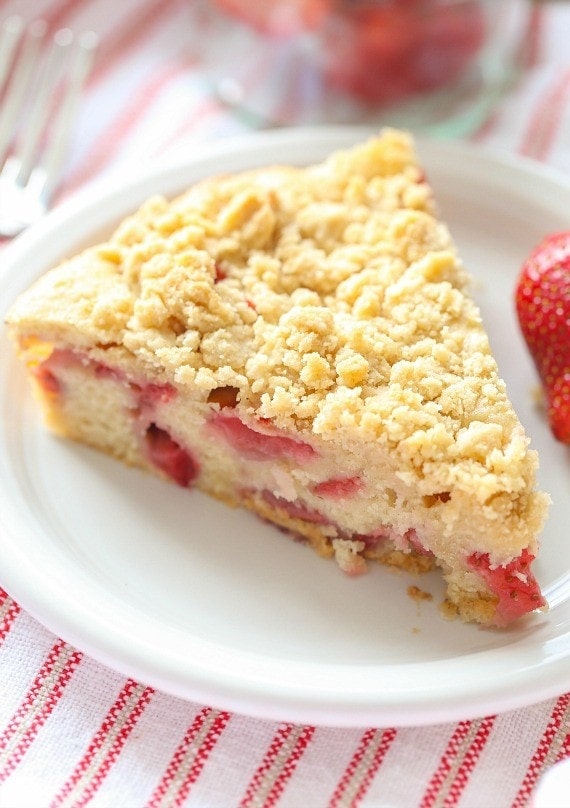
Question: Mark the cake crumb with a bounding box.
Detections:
[440,598,459,621]
[407,585,433,603]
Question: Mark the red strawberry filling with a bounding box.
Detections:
[467,549,546,626]
[33,350,198,486]
[35,350,178,413]
[209,414,317,463]
[311,475,363,499]
[213,261,226,283]
[261,489,330,525]
[258,490,429,558]
[33,364,61,394]
[32,348,76,394]
[133,381,178,424]
[144,423,199,487]
[406,530,434,557]
[93,362,124,383]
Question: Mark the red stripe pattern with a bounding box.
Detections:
[522,4,545,70]
[0,640,82,782]
[65,60,195,193]
[239,724,316,808]
[329,727,398,808]
[50,679,154,807]
[0,588,20,646]
[513,694,570,808]
[38,0,88,36]
[420,717,496,808]
[518,67,570,161]
[147,707,230,807]
[92,0,183,78]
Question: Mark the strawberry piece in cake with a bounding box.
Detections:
[6,129,549,627]
[467,550,544,627]
[144,424,199,487]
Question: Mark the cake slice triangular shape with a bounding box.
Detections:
[6,129,549,626]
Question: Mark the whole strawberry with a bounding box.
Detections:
[515,231,570,444]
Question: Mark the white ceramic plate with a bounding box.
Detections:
[1,128,569,728]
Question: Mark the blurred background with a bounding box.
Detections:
[190,0,535,135]
[3,0,568,200]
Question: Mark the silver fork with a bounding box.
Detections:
[0,16,98,238]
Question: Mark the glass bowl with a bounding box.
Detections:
[189,0,533,136]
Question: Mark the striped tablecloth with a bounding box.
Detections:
[1,1,569,806]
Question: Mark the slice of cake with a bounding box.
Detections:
[6,129,549,627]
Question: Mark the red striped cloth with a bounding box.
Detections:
[1,1,569,806]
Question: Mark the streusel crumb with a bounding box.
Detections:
[8,130,475,447]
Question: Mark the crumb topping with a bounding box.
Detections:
[6,129,544,514]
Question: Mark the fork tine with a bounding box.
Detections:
[0,19,47,164]
[34,30,99,203]
[0,20,97,238]
[0,15,24,91]
[14,28,73,186]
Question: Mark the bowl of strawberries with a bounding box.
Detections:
[191,0,532,134]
